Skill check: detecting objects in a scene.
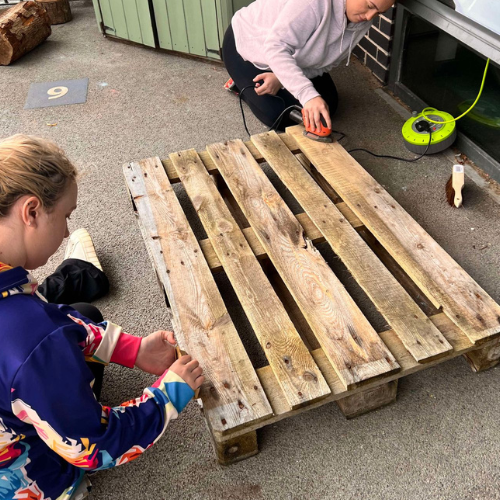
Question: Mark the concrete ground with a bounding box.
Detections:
[2,2,500,499]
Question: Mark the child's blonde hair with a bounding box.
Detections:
[0,134,77,218]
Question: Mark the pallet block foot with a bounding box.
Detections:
[213,431,259,465]
[464,339,500,373]
[336,380,398,419]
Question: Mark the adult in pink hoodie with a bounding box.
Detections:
[223,0,395,131]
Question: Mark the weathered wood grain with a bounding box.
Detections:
[124,158,273,434]
[287,125,500,345]
[198,205,361,272]
[252,131,452,363]
[214,311,495,441]
[207,140,400,390]
[161,134,301,183]
[170,149,331,410]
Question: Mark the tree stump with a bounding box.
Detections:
[36,0,72,25]
[0,1,52,66]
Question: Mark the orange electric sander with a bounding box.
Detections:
[288,105,333,143]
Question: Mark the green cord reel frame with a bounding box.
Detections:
[402,109,457,154]
[401,58,490,155]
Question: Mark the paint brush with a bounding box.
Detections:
[175,345,201,399]
[446,164,465,208]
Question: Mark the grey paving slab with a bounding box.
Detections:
[24,78,89,109]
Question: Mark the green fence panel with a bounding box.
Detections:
[201,0,220,58]
[153,0,173,50]
[122,0,143,44]
[108,0,129,39]
[93,0,255,59]
[136,0,156,47]
[92,0,102,26]
[166,0,189,52]
[96,0,116,36]
[184,0,207,57]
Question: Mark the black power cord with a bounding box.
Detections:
[239,85,286,137]
[348,121,433,163]
[238,85,433,162]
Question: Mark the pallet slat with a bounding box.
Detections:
[127,157,273,434]
[170,149,331,410]
[215,312,487,441]
[287,126,500,345]
[207,140,400,390]
[198,204,361,272]
[251,131,452,363]
[161,135,301,183]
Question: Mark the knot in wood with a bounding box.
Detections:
[303,371,317,382]
[217,219,233,233]
[227,445,239,455]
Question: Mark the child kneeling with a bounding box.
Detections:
[0,135,204,500]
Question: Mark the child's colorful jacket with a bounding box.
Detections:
[0,263,194,500]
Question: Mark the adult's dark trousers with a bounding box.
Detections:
[39,258,109,399]
[222,24,339,132]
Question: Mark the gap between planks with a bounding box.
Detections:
[169,148,331,410]
[206,139,400,390]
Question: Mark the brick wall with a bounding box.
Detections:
[352,6,396,84]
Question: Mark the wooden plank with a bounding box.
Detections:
[214,311,495,441]
[97,0,115,36]
[207,140,400,390]
[122,0,142,44]
[108,0,128,39]
[199,206,360,272]
[92,0,103,26]
[184,0,206,56]
[152,0,172,50]
[124,158,272,434]
[136,0,155,48]
[287,125,500,345]
[252,131,452,363]
[201,0,220,55]
[171,149,331,410]
[166,0,189,52]
[356,227,440,318]
[161,134,301,183]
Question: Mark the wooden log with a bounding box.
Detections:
[0,1,51,66]
[35,0,72,25]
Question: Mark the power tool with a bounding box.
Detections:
[288,105,334,143]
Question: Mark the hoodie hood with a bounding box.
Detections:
[0,263,40,299]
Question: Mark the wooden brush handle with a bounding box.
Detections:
[174,346,201,399]
[452,165,465,208]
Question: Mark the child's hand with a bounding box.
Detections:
[135,330,176,376]
[169,355,204,392]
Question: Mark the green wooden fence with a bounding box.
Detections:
[92,0,254,61]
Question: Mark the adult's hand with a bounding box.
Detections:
[253,72,282,96]
[135,330,176,376]
[303,96,332,132]
[169,355,204,392]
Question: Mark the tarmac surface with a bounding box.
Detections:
[1,2,500,499]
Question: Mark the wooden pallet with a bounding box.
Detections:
[124,126,500,465]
